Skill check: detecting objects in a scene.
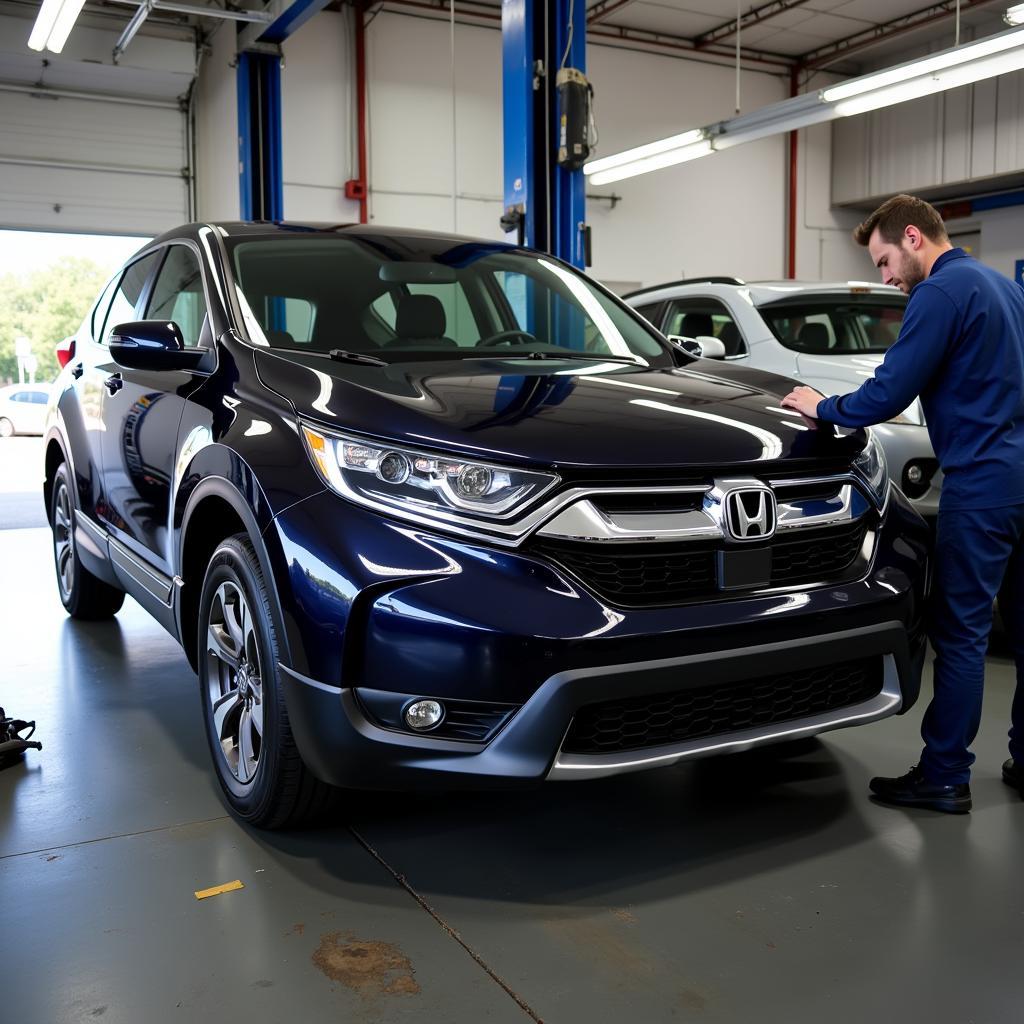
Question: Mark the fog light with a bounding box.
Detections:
[906,464,923,485]
[404,699,444,731]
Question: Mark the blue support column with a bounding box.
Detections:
[501,0,588,269]
[237,51,284,222]
[551,0,587,270]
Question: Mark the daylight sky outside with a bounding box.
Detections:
[0,230,148,278]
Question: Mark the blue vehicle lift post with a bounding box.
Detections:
[501,0,588,269]
[236,0,333,221]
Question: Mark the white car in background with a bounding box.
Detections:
[0,383,52,437]
[624,277,939,521]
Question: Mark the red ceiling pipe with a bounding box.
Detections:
[787,66,799,280]
[350,0,369,224]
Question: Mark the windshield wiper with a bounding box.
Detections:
[460,350,642,365]
[328,348,388,367]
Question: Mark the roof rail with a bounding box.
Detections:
[623,276,746,299]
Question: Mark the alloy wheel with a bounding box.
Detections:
[53,479,75,600]
[205,580,264,784]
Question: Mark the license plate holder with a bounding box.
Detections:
[718,547,772,590]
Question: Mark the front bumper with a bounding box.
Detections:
[269,485,930,789]
[280,619,924,788]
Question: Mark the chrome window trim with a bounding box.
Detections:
[547,654,901,779]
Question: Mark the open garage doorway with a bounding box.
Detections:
[0,228,148,529]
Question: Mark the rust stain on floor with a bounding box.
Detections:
[312,931,420,997]
[285,923,305,938]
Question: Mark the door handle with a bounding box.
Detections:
[71,363,83,379]
[103,373,123,395]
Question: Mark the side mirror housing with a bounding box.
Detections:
[667,334,727,360]
[108,321,205,371]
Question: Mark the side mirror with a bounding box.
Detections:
[667,334,727,360]
[108,321,205,371]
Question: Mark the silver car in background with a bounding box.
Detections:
[624,278,939,521]
[0,383,52,437]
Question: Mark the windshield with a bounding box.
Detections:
[758,295,906,355]
[228,235,671,365]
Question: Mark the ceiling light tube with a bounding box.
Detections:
[583,128,705,176]
[45,0,86,53]
[833,47,1024,117]
[1006,2,1024,25]
[822,25,1024,102]
[587,140,714,185]
[27,0,65,50]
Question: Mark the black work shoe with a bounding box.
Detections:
[869,765,972,814]
[1002,758,1024,796]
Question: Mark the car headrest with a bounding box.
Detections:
[680,312,714,338]
[797,322,832,352]
[264,329,297,347]
[717,321,742,357]
[395,294,446,339]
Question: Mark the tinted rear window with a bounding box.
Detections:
[759,296,905,354]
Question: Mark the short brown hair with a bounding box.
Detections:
[853,194,949,247]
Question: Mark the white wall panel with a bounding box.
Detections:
[195,23,239,222]
[281,8,359,222]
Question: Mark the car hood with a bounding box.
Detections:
[254,350,864,470]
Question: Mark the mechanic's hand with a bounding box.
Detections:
[781,385,825,420]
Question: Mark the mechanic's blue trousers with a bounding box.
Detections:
[920,503,1024,784]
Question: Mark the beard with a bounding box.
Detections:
[899,250,927,292]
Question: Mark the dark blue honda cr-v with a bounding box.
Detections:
[44,222,929,827]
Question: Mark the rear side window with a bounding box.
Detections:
[665,298,747,357]
[100,252,161,345]
[146,245,211,348]
[759,298,905,354]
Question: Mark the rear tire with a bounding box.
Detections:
[0,418,14,438]
[50,462,125,619]
[198,533,336,829]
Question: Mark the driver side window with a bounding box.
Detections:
[146,245,211,349]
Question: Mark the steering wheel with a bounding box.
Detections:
[476,329,539,348]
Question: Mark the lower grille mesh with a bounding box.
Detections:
[562,657,883,754]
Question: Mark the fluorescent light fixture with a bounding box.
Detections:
[822,25,1024,102]
[833,47,1024,117]
[587,140,713,185]
[27,0,85,53]
[584,27,1024,185]
[583,129,704,176]
[1005,2,1024,25]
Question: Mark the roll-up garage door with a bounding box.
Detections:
[0,11,194,236]
[0,89,189,236]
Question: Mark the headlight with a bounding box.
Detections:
[852,429,889,508]
[300,424,559,527]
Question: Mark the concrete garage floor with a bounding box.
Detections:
[3,510,1024,1021]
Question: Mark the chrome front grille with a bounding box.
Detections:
[527,472,876,606]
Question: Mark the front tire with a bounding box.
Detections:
[198,534,335,828]
[0,418,14,438]
[50,462,125,619]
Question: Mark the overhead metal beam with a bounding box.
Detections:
[237,0,334,50]
[104,0,275,23]
[587,0,642,26]
[799,0,1005,71]
[696,0,812,48]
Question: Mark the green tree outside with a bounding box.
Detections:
[0,257,109,384]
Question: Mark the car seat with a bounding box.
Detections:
[796,322,832,353]
[680,312,714,338]
[388,294,458,348]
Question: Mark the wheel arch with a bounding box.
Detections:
[177,478,292,674]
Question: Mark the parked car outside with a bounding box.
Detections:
[624,278,940,521]
[43,223,929,828]
[0,383,52,436]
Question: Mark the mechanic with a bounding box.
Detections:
[781,193,1024,814]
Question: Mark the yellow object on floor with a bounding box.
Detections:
[194,880,244,900]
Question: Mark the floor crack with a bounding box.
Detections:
[349,825,545,1023]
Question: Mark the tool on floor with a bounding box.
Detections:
[0,707,42,770]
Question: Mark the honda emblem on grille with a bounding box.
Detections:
[724,487,776,541]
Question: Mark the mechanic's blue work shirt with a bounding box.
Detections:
[817,248,1024,511]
